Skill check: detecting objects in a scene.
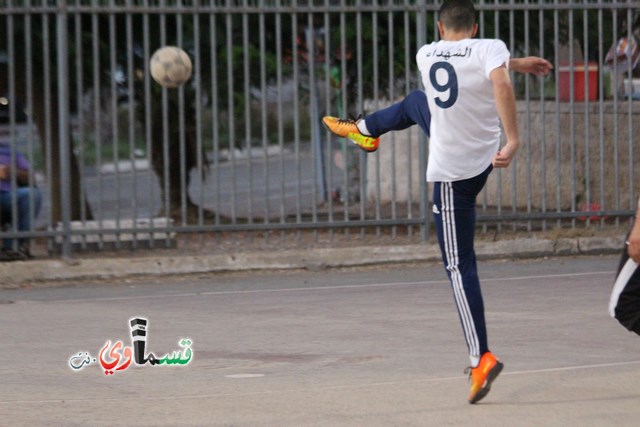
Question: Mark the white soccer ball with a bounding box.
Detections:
[150,46,193,88]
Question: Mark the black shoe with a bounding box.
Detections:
[0,248,27,262]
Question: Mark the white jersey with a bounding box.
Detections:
[416,38,510,182]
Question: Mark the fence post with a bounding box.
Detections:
[307,27,327,204]
[56,0,72,259]
[416,0,429,241]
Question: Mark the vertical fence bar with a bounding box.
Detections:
[24,2,37,251]
[210,12,221,241]
[417,0,428,241]
[403,0,412,238]
[339,0,348,236]
[74,7,87,249]
[539,5,547,231]
[42,11,55,253]
[91,0,104,249]
[108,0,121,247]
[583,8,591,227]
[597,1,605,227]
[626,5,634,212]
[276,0,286,234]
[322,0,333,240]
[524,1,532,232]
[225,3,237,227]
[568,7,576,228]
[553,1,561,228]
[307,12,323,239]
[242,0,253,230]
[494,5,502,232]
[479,0,488,234]
[509,0,516,231]
[193,2,204,239]
[611,10,620,215]
[143,0,155,248]
[57,0,72,258]
[126,0,138,247]
[177,3,188,230]
[259,0,269,237]
[160,3,172,247]
[356,0,365,238]
[293,1,302,239]
[389,6,397,239]
[372,0,381,238]
[7,9,19,250]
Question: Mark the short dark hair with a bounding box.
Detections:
[438,0,477,32]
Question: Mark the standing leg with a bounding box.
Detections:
[432,166,492,366]
[0,191,14,249]
[15,187,42,249]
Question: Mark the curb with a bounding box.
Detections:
[0,236,624,286]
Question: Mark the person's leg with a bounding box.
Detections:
[323,90,430,153]
[432,165,492,366]
[363,90,431,137]
[610,239,640,335]
[15,187,42,249]
[0,191,14,249]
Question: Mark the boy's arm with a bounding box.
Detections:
[509,56,553,76]
[627,197,640,263]
[490,65,519,168]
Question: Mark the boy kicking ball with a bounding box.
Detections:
[323,0,552,403]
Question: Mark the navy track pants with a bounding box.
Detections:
[433,165,493,365]
[363,89,492,364]
[364,90,431,138]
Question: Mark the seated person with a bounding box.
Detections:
[0,125,42,261]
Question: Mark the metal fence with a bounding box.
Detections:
[0,0,638,257]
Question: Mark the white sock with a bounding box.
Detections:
[356,119,372,136]
[469,355,480,368]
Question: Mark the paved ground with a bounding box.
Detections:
[1,255,639,426]
[0,234,624,286]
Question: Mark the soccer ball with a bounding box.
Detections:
[149,46,193,88]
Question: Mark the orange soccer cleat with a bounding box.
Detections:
[322,116,380,153]
[466,351,504,404]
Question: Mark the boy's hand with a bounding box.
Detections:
[492,143,518,168]
[509,57,553,76]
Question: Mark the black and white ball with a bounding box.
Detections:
[150,46,192,88]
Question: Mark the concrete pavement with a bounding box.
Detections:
[0,235,624,286]
[1,255,639,426]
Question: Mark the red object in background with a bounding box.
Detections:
[558,63,598,102]
[578,202,606,221]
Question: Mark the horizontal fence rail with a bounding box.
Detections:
[0,0,637,257]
